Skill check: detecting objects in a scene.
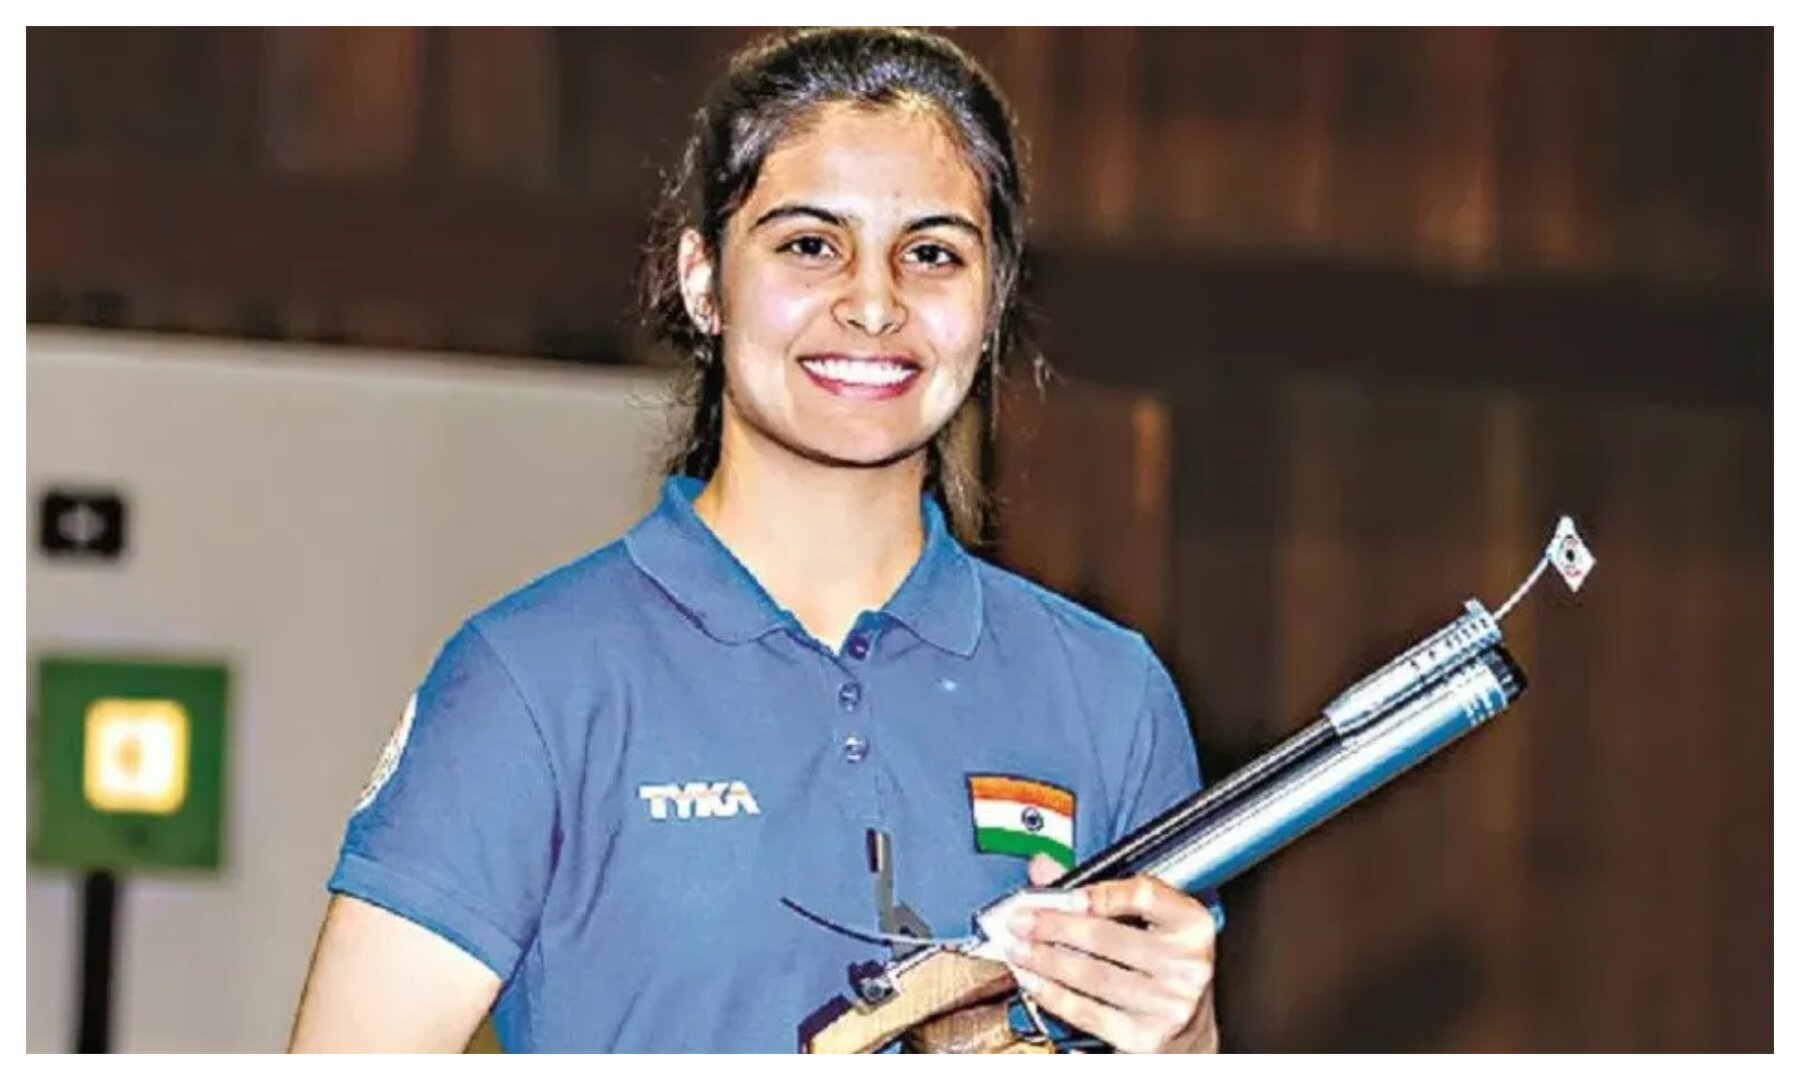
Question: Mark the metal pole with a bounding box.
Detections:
[75,870,119,1053]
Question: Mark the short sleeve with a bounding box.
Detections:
[1111,642,1227,934]
[328,620,559,979]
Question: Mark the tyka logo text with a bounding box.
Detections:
[638,780,761,820]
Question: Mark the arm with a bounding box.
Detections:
[298,620,559,1052]
[289,895,500,1053]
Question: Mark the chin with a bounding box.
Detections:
[782,425,937,472]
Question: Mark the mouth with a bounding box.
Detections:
[798,354,923,400]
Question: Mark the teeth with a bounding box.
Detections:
[802,358,915,387]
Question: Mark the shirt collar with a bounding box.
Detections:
[882,489,984,657]
[623,475,983,656]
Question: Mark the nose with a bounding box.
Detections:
[832,260,907,337]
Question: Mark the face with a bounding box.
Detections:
[680,102,993,472]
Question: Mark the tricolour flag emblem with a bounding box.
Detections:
[969,775,1076,869]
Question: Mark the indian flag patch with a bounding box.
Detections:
[968,775,1076,869]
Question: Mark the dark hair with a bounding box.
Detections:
[638,27,1044,546]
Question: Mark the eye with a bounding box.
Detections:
[904,241,965,270]
[777,234,838,262]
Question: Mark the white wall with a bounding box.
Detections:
[26,329,674,1051]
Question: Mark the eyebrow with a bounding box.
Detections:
[749,203,986,243]
[750,203,847,231]
[906,213,986,241]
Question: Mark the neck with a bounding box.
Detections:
[692,429,931,653]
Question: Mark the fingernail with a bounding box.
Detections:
[1009,913,1036,939]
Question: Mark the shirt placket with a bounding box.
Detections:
[821,616,886,830]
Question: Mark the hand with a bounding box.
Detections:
[1003,855,1219,1054]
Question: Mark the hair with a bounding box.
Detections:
[637,27,1046,547]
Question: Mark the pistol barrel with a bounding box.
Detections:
[1145,647,1525,895]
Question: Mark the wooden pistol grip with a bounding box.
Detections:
[803,951,1019,1054]
[904,1002,1055,1054]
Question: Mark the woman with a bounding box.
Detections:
[289,27,1220,1053]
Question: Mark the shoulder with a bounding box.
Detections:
[966,555,1199,835]
[968,556,1160,684]
[445,538,658,700]
[469,538,641,637]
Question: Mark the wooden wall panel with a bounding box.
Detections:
[1586,408,1667,1047]
[1463,392,1533,1050]
[27,28,257,168]
[1657,414,1734,1050]
[26,27,1774,359]
[986,27,1057,223]
[1417,28,1499,270]
[1288,28,1340,246]
[1002,349,1769,1052]
[1500,29,1581,270]
[1159,376,1768,1052]
[433,28,557,190]
[261,27,423,180]
[1254,376,1374,1047]
[1326,29,1425,262]
[1141,45,1231,246]
[1361,385,1496,1051]
[1713,535,1774,1051]
[29,27,1774,287]
[993,377,1173,649]
[1691,412,1770,1052]
[555,28,736,206]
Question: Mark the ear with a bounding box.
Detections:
[677,229,720,336]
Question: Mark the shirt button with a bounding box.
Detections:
[843,735,869,763]
[846,635,870,660]
[838,681,862,710]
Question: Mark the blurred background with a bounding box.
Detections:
[25,27,1771,1052]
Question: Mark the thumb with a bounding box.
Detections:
[1026,854,1065,887]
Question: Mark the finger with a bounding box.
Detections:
[1009,964,1164,1055]
[1023,909,1186,982]
[1083,876,1218,947]
[1025,854,1064,888]
[1006,933,1175,1019]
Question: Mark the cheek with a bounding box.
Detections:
[915,295,987,403]
[725,267,821,353]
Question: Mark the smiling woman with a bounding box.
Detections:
[288,28,1222,1055]
[640,29,1036,547]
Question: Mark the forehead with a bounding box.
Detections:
[739,102,988,229]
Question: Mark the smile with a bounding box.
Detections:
[798,356,922,399]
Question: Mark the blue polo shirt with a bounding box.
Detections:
[329,476,1217,1052]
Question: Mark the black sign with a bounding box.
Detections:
[39,489,127,560]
